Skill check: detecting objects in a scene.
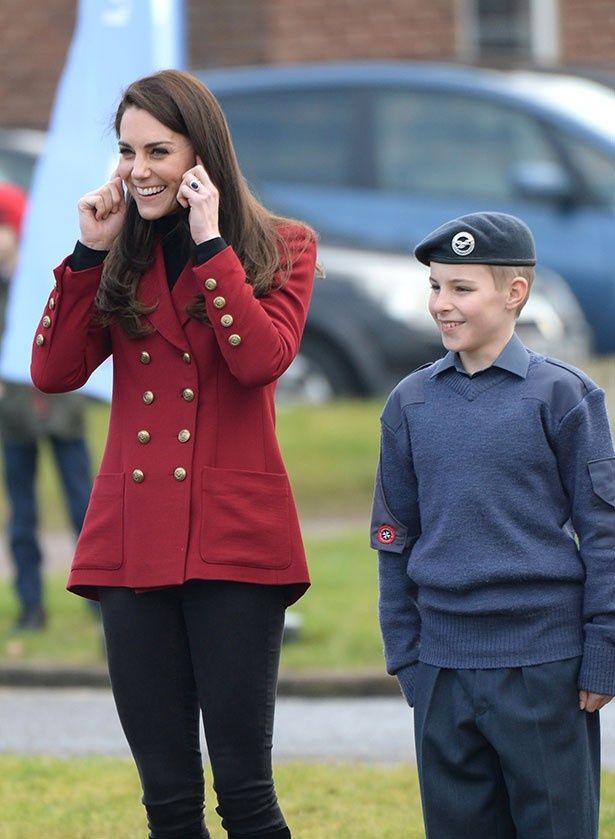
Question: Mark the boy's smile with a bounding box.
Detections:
[428,262,525,375]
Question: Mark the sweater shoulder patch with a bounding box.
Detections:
[382,365,432,428]
[524,356,595,420]
[396,364,433,404]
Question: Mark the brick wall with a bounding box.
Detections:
[560,0,615,64]
[187,0,267,67]
[0,0,75,128]
[188,0,455,68]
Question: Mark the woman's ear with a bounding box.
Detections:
[506,276,529,310]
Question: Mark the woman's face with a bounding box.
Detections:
[117,106,196,220]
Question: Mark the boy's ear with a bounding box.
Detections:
[506,276,529,310]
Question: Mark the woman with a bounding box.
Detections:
[31,69,316,839]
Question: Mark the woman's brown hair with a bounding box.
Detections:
[95,69,308,337]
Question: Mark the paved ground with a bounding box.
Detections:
[0,690,414,761]
[2,688,615,767]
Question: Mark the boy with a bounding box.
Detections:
[370,211,615,838]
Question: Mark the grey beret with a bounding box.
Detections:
[414,211,536,267]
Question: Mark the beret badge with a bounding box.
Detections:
[451,231,475,256]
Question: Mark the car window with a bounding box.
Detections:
[218,90,355,188]
[373,89,561,201]
[556,133,615,211]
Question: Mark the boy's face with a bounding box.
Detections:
[428,262,524,372]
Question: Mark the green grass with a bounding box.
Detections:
[0,757,614,838]
[283,530,380,669]
[278,399,382,519]
[0,529,381,669]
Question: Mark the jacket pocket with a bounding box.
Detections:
[72,473,125,570]
[588,457,615,507]
[200,466,291,569]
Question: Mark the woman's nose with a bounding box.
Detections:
[131,155,151,180]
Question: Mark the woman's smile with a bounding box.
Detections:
[117,106,195,219]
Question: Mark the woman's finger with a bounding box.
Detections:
[107,179,125,214]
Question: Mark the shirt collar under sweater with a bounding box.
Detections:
[430,332,530,381]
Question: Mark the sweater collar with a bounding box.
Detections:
[431,332,530,380]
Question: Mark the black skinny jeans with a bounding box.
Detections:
[98,581,291,839]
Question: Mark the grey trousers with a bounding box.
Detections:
[413,657,600,839]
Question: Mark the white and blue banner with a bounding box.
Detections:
[0,0,185,399]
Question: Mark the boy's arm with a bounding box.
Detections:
[370,417,421,707]
[556,386,615,697]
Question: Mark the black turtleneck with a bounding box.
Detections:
[69,211,227,288]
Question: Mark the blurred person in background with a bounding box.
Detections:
[0,182,92,632]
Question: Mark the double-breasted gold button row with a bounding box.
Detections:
[137,429,190,444]
[132,467,187,483]
[204,279,242,347]
[140,350,191,365]
[142,388,195,404]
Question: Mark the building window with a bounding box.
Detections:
[477,0,531,57]
[461,0,559,66]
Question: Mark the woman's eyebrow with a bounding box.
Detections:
[118,140,175,149]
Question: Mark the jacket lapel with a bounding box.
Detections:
[138,243,190,350]
[171,262,198,328]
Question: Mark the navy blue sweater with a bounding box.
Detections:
[371,334,615,706]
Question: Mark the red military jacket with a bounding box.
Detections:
[31,224,316,604]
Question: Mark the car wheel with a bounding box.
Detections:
[278,336,358,404]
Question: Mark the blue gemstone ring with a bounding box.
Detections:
[190,179,200,191]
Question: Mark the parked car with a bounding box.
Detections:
[198,61,615,353]
[277,244,589,403]
[0,122,592,403]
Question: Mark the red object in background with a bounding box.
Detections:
[0,183,27,234]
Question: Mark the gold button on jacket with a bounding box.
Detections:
[178,429,191,443]
[228,334,242,347]
[132,469,145,483]
[137,430,151,444]
[204,278,217,291]
[42,315,52,328]
[140,351,151,364]
[182,352,191,363]
[35,334,45,346]
[220,314,233,327]
[174,467,187,481]
[48,297,56,310]
[143,391,155,404]
[213,296,226,309]
[182,388,195,401]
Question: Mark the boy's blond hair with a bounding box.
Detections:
[489,265,534,318]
